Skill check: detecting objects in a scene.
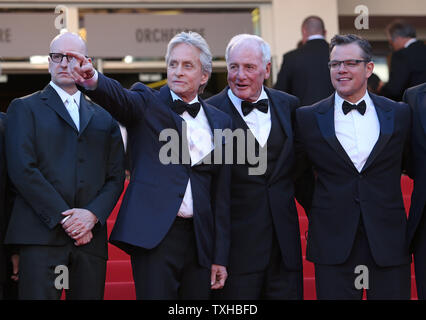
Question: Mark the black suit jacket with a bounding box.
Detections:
[4,85,125,260]
[207,86,304,274]
[403,83,426,251]
[81,73,232,269]
[295,92,411,267]
[381,41,426,101]
[0,113,7,284]
[274,39,334,106]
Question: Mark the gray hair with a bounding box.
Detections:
[165,31,212,93]
[386,20,417,40]
[225,34,271,68]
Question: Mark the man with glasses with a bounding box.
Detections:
[4,32,125,299]
[295,34,411,299]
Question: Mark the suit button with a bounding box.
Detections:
[179,193,185,198]
[79,158,84,163]
[78,138,83,142]
[355,197,360,203]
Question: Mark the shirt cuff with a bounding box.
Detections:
[82,69,99,90]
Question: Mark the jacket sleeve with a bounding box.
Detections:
[83,116,125,225]
[80,72,149,127]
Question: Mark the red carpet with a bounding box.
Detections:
[104,175,417,300]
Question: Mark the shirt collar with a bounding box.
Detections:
[404,38,417,48]
[49,81,81,107]
[307,34,325,41]
[227,86,268,107]
[170,89,199,104]
[335,90,372,114]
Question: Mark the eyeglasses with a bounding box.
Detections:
[49,53,88,63]
[328,59,370,69]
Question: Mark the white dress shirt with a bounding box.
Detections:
[170,90,214,218]
[227,87,271,147]
[49,81,81,130]
[334,91,380,172]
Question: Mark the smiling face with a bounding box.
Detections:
[227,41,270,102]
[48,33,87,95]
[330,43,374,103]
[166,42,208,103]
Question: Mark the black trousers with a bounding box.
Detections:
[314,220,411,300]
[18,243,106,300]
[413,208,426,300]
[213,235,303,300]
[130,217,211,300]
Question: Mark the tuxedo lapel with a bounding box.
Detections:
[315,94,358,171]
[418,87,426,135]
[361,94,394,172]
[78,95,94,136]
[265,89,293,183]
[40,85,79,133]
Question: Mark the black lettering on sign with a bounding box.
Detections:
[0,28,11,42]
[135,28,206,43]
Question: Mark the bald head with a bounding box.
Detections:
[50,32,88,56]
[302,16,326,42]
[48,32,88,94]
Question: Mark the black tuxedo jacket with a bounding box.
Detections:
[274,39,334,106]
[0,113,7,284]
[295,92,411,267]
[381,41,426,101]
[4,85,125,259]
[403,83,426,251]
[82,73,232,269]
[207,87,304,273]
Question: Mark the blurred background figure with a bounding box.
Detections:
[274,16,334,106]
[367,73,382,94]
[379,19,426,101]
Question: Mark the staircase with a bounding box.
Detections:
[104,176,418,300]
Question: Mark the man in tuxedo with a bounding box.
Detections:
[207,34,307,299]
[403,82,426,300]
[0,112,8,299]
[380,20,426,101]
[274,16,334,106]
[4,32,125,299]
[67,31,232,299]
[295,34,411,299]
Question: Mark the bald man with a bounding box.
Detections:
[274,16,334,106]
[4,32,125,299]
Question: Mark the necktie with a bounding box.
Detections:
[171,100,201,118]
[241,99,269,116]
[342,100,366,115]
[66,97,80,130]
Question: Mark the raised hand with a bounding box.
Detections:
[66,51,96,85]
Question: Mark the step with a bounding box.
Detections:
[104,282,136,300]
[108,242,131,260]
[106,260,134,282]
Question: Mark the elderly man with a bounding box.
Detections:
[380,20,426,101]
[4,32,125,299]
[68,31,232,299]
[295,34,411,299]
[207,34,309,299]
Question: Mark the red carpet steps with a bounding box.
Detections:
[104,176,417,300]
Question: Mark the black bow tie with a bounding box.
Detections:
[342,100,366,115]
[171,99,201,118]
[241,99,269,116]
